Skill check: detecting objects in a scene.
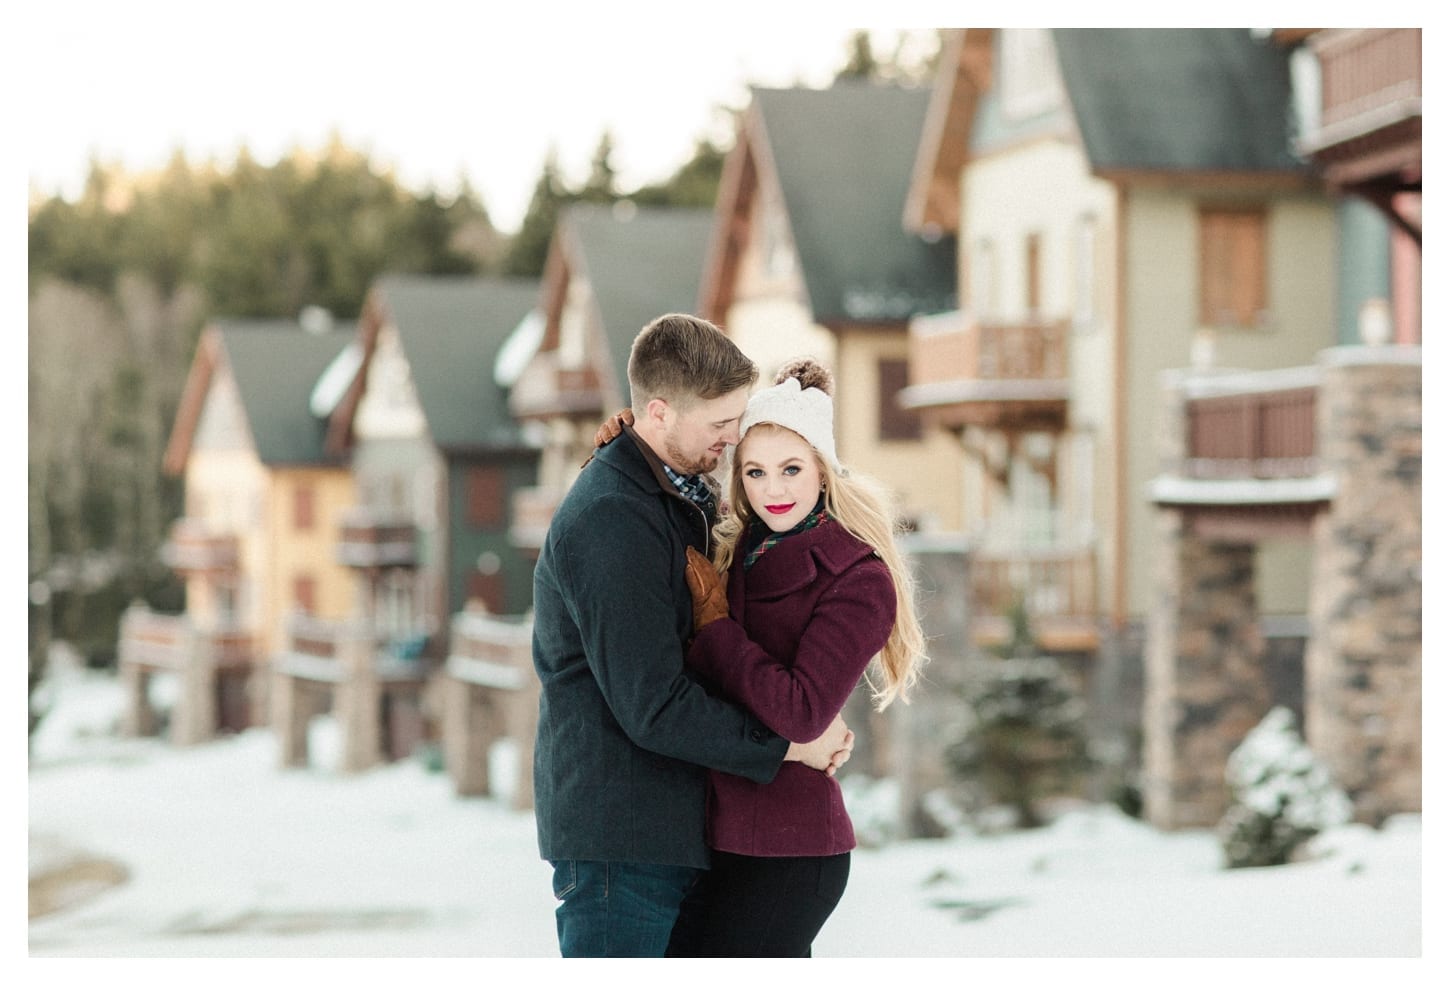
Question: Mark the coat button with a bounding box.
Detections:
[750,728,765,742]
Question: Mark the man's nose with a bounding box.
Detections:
[722,423,742,445]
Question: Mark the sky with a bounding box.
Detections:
[23,663,1430,970]
[18,1,948,232]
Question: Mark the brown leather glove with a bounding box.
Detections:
[594,408,634,447]
[684,546,728,632]
[581,408,635,469]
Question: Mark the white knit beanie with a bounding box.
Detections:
[739,358,843,475]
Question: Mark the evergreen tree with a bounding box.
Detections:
[630,138,727,208]
[837,30,879,81]
[579,130,619,204]
[502,149,568,278]
[944,600,1092,828]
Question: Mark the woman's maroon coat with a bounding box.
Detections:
[686,517,896,857]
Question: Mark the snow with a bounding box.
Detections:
[22,664,1437,977]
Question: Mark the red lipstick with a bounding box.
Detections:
[765,504,794,515]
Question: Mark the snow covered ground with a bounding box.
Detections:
[24,662,1433,973]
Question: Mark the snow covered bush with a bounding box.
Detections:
[1217,706,1352,868]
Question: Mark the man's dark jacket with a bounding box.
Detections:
[532,426,788,868]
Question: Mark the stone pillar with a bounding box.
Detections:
[508,674,541,811]
[443,674,493,797]
[119,662,156,738]
[336,628,382,772]
[1304,347,1421,824]
[171,624,217,746]
[272,669,311,768]
[891,534,974,837]
[1143,509,1272,829]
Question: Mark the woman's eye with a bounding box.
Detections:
[745,468,764,479]
[784,466,801,476]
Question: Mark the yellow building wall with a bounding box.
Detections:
[835,326,966,533]
[264,467,357,656]
[183,447,269,648]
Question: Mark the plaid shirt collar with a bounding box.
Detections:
[661,463,715,511]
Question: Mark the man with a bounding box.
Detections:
[532,313,853,957]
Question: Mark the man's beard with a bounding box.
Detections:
[663,432,720,476]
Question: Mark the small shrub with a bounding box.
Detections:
[1218,706,1352,868]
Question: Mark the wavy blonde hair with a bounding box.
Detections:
[713,422,927,710]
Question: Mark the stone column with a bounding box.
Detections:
[1304,347,1421,824]
[171,623,217,746]
[336,628,382,772]
[1143,509,1272,829]
[443,673,492,797]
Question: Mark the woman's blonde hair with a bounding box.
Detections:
[713,421,927,710]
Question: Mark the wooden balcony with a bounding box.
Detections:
[1150,367,1335,540]
[336,512,418,569]
[509,350,607,421]
[970,544,1099,652]
[1299,29,1421,189]
[901,310,1070,431]
[160,520,239,575]
[509,485,561,551]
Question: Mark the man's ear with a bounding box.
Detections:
[644,397,672,430]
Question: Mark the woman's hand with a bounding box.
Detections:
[593,407,634,447]
[684,546,728,633]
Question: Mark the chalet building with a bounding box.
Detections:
[1138,28,1422,829]
[507,202,716,543]
[125,318,357,742]
[900,28,1353,817]
[324,274,543,630]
[701,82,963,533]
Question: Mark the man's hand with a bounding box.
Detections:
[784,714,854,777]
[684,546,728,632]
[593,407,634,447]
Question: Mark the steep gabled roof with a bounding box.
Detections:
[164,320,353,473]
[1053,28,1306,175]
[220,321,354,466]
[562,203,716,402]
[751,82,957,324]
[369,274,542,453]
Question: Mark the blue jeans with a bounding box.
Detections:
[551,859,703,957]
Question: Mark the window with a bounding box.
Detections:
[292,484,315,531]
[1073,214,1097,332]
[293,574,317,615]
[1025,232,1043,316]
[972,239,998,321]
[877,359,921,441]
[466,465,506,530]
[1199,206,1267,327]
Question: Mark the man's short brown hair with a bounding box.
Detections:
[627,314,758,412]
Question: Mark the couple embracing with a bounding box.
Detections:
[531,313,925,957]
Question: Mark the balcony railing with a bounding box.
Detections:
[509,350,607,421]
[1183,375,1318,480]
[119,606,253,670]
[336,512,418,569]
[160,520,239,575]
[969,543,1098,651]
[509,486,561,551]
[1313,28,1421,138]
[902,312,1070,431]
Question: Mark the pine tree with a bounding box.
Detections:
[502,149,568,278]
[944,600,1091,828]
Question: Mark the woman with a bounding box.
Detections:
[665,357,927,957]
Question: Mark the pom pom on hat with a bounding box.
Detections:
[740,357,843,475]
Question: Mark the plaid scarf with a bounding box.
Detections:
[661,463,715,512]
[743,497,827,570]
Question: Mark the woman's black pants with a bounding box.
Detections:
[666,850,851,957]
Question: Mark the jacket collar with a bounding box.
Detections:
[593,424,722,505]
[730,518,877,601]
